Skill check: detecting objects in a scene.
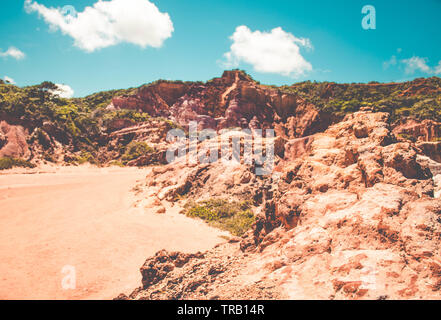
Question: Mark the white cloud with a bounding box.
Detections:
[400,56,441,75]
[25,0,174,52]
[50,84,74,98]
[383,51,441,76]
[434,61,441,75]
[3,76,16,84]
[383,55,397,70]
[401,56,432,74]
[0,47,26,60]
[223,25,313,77]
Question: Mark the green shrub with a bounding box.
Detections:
[397,133,417,142]
[184,199,255,236]
[121,141,154,163]
[65,150,98,165]
[100,109,150,127]
[108,160,125,167]
[0,157,36,170]
[77,151,97,164]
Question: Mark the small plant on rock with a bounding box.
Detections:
[183,199,255,236]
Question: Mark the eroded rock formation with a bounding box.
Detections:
[121,111,441,300]
[0,121,30,159]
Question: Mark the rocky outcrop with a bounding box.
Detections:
[393,119,441,163]
[111,70,329,138]
[118,242,284,300]
[111,81,189,117]
[106,119,136,132]
[0,121,30,159]
[393,119,441,142]
[417,142,441,163]
[123,110,441,300]
[3,71,441,172]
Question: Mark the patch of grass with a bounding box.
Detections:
[65,150,99,165]
[108,160,125,167]
[100,109,151,127]
[76,151,97,165]
[397,133,417,142]
[183,199,255,236]
[0,157,36,170]
[121,141,154,163]
[161,118,185,131]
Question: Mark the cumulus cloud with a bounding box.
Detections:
[50,84,74,98]
[3,76,16,84]
[25,0,174,52]
[434,61,441,75]
[401,56,433,74]
[383,55,397,70]
[223,26,313,77]
[398,56,441,75]
[0,47,26,60]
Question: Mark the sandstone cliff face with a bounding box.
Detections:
[393,119,441,142]
[0,121,30,159]
[111,81,189,117]
[393,119,441,163]
[2,71,440,171]
[120,111,441,300]
[111,70,327,138]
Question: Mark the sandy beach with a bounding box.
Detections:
[0,166,226,300]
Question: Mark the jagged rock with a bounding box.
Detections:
[284,136,313,160]
[140,250,204,289]
[155,206,166,214]
[112,70,329,138]
[394,119,441,142]
[417,141,441,163]
[112,81,189,116]
[106,119,136,132]
[122,110,441,300]
[0,120,30,159]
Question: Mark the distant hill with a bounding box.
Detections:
[1,70,440,168]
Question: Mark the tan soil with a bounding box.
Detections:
[0,165,226,300]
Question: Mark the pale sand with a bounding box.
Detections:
[0,165,226,300]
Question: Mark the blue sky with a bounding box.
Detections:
[1,0,440,97]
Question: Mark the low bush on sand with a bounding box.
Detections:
[0,157,36,170]
[183,199,255,236]
[121,141,154,163]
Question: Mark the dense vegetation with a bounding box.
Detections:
[0,157,36,170]
[0,81,139,146]
[183,199,255,236]
[0,81,155,164]
[279,77,441,122]
[121,141,154,164]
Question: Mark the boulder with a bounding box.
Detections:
[0,120,30,159]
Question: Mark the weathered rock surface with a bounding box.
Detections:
[0,120,30,159]
[111,81,189,117]
[111,70,330,137]
[393,119,441,142]
[2,71,440,172]
[123,111,441,300]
